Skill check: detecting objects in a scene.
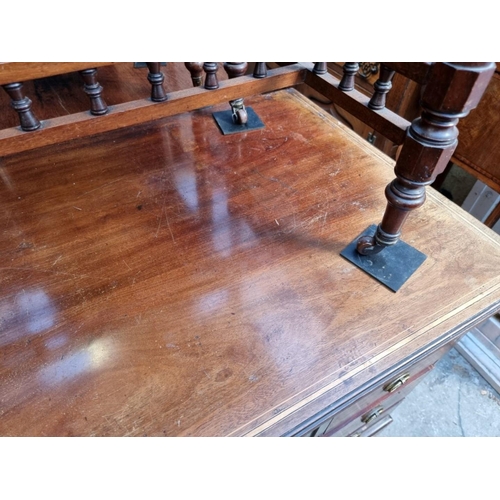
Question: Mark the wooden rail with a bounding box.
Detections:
[0,64,307,157]
[303,63,410,145]
[0,62,114,85]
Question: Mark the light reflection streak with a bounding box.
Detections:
[16,289,55,333]
[38,337,114,387]
[0,289,56,348]
[45,333,68,350]
[209,188,256,257]
[173,166,198,212]
[196,289,229,316]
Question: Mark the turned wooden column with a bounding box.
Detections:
[357,62,496,256]
[185,63,204,87]
[338,63,359,91]
[253,63,267,79]
[203,63,219,90]
[313,62,327,75]
[368,64,395,110]
[79,68,108,115]
[2,82,41,131]
[146,63,168,102]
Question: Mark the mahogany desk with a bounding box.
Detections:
[1,89,499,436]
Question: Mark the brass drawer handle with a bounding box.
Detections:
[351,415,394,437]
[361,405,384,425]
[384,373,411,393]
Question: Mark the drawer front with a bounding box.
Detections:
[322,366,430,437]
[300,342,453,437]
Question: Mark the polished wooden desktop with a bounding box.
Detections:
[1,64,499,436]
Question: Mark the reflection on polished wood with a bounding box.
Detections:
[1,89,500,436]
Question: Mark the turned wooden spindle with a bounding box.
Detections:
[223,62,249,125]
[253,63,267,78]
[338,63,359,91]
[203,63,219,90]
[368,64,396,110]
[224,62,247,79]
[184,63,204,87]
[146,63,168,102]
[356,62,496,256]
[2,82,41,131]
[79,68,108,115]
[313,63,328,75]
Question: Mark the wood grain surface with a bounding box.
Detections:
[1,89,499,436]
[453,71,500,193]
[0,63,115,86]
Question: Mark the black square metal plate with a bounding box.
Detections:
[340,225,427,292]
[212,107,265,135]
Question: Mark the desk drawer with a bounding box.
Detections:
[322,365,430,437]
[302,343,453,437]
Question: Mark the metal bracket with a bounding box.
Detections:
[340,224,427,292]
[212,107,265,135]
